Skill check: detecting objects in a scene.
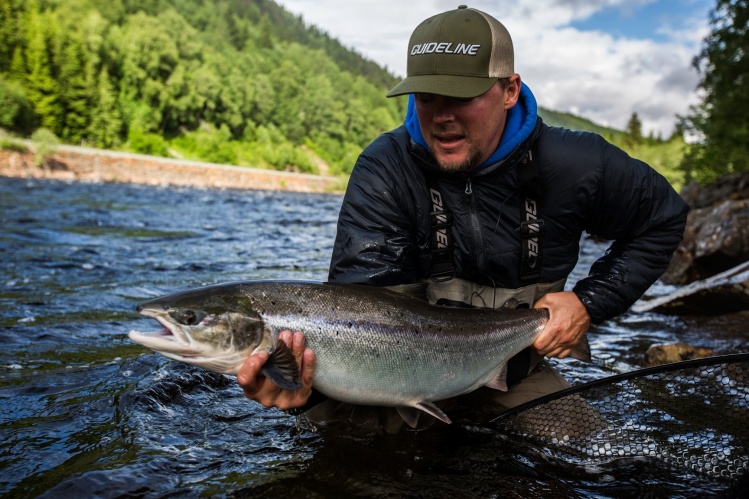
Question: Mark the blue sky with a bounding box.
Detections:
[279,0,716,136]
[570,0,712,42]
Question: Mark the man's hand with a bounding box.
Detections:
[532,291,591,359]
[237,330,315,410]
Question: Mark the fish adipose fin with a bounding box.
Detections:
[396,403,452,428]
[261,340,302,391]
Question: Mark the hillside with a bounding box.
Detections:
[0,0,683,185]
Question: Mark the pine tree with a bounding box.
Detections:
[679,0,749,183]
[88,67,122,148]
[625,112,643,147]
[24,9,61,132]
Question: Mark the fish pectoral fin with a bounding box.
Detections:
[260,340,302,391]
[396,403,452,428]
[484,364,509,392]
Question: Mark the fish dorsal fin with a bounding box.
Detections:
[396,403,453,428]
[501,298,521,309]
[383,283,428,301]
[260,339,302,391]
[484,364,509,392]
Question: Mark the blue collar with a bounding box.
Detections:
[405,82,538,172]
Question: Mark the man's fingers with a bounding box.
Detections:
[237,350,268,386]
[291,331,306,359]
[301,348,315,387]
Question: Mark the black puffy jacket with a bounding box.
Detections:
[328,118,688,324]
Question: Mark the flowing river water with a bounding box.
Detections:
[1,177,747,497]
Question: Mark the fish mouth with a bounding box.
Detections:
[129,309,201,357]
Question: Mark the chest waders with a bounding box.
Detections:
[424,141,561,386]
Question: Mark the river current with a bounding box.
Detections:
[1,177,747,497]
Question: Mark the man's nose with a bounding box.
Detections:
[432,99,456,123]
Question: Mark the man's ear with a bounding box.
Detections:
[504,74,521,109]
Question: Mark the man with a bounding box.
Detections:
[237,6,688,430]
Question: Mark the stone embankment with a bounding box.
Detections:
[0,144,342,193]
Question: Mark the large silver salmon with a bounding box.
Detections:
[128,280,583,426]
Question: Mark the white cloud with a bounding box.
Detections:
[279,0,710,136]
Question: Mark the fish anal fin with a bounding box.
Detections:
[260,340,302,391]
[415,402,452,425]
[484,364,509,392]
[396,403,453,428]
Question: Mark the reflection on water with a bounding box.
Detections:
[1,177,747,497]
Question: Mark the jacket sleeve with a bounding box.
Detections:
[572,141,689,324]
[328,139,422,286]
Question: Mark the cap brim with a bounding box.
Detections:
[386,75,499,98]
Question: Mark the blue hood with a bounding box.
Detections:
[405,82,538,172]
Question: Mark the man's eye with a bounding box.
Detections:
[452,97,474,104]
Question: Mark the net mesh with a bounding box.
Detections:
[492,354,749,482]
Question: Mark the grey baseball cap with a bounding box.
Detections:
[387,5,514,98]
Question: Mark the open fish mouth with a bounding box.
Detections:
[128,327,205,358]
[128,311,200,356]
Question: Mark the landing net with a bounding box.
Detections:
[492,354,749,482]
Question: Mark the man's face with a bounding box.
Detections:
[414,76,520,173]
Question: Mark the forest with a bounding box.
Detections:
[0,0,745,184]
[0,0,408,175]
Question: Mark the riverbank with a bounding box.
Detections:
[0,144,344,193]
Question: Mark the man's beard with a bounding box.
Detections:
[433,144,483,173]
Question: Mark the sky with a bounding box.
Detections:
[278,0,715,137]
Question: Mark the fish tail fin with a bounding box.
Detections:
[570,335,592,362]
[260,340,302,391]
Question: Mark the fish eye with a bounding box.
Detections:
[171,309,206,326]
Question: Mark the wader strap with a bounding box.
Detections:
[517,142,544,283]
[425,172,456,282]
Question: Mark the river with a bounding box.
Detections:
[1,177,747,497]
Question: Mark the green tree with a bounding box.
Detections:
[0,0,25,72]
[0,75,37,134]
[24,8,62,132]
[678,0,749,183]
[625,112,643,147]
[88,67,122,148]
[56,34,91,143]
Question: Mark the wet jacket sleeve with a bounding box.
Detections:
[572,141,689,324]
[328,141,421,286]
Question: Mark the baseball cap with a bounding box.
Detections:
[387,5,514,98]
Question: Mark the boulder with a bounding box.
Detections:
[643,342,714,367]
[662,172,749,285]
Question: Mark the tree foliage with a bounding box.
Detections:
[678,0,749,184]
[624,112,643,147]
[0,0,405,174]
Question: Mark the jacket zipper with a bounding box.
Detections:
[465,177,484,272]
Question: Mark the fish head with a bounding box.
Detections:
[128,284,272,374]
